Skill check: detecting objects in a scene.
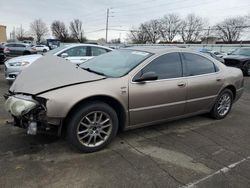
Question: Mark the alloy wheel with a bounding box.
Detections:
[77,111,112,147]
[216,93,232,116]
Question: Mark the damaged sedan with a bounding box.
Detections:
[5,48,244,152]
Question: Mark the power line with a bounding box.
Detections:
[114,0,215,17]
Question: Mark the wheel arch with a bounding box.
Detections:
[223,85,236,100]
[61,95,127,136]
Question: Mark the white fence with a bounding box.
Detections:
[108,43,250,53]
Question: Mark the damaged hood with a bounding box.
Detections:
[10,55,105,95]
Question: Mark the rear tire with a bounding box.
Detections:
[67,101,119,153]
[210,89,233,119]
[43,49,47,53]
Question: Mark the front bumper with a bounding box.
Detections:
[5,94,62,135]
[4,65,22,81]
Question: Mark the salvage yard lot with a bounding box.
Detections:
[0,64,250,188]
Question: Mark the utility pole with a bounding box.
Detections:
[206,26,210,44]
[105,8,109,43]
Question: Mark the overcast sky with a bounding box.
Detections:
[1,0,250,41]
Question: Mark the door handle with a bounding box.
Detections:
[216,78,222,82]
[177,82,186,87]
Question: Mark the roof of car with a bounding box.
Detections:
[5,42,29,46]
[125,46,193,54]
[64,43,113,50]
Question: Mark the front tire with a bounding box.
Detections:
[210,89,233,119]
[67,101,118,153]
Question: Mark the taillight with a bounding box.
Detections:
[31,47,36,51]
[4,47,10,53]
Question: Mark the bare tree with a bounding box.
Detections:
[51,20,69,42]
[215,16,247,43]
[30,19,49,43]
[127,27,149,44]
[127,20,161,44]
[180,14,204,43]
[16,26,26,41]
[69,19,86,43]
[141,19,161,43]
[159,14,182,42]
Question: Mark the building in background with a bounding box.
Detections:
[201,36,221,44]
[0,25,7,43]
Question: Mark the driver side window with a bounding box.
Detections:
[134,52,183,80]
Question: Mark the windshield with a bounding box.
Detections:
[80,50,152,77]
[231,48,250,56]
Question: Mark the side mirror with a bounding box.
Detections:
[134,72,158,82]
[61,53,68,58]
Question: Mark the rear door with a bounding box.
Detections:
[181,52,223,114]
[129,52,187,126]
[15,44,26,55]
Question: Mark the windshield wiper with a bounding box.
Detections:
[81,67,106,76]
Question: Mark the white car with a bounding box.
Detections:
[209,50,227,58]
[4,44,113,81]
[34,45,50,52]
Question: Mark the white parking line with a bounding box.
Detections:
[182,156,250,188]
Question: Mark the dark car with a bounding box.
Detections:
[224,47,250,76]
[4,43,37,57]
[0,44,6,63]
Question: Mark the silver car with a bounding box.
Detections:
[4,44,113,82]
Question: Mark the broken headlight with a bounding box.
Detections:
[5,95,38,117]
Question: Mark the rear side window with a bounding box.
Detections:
[138,52,183,80]
[182,53,217,76]
[91,47,110,56]
[5,44,15,47]
[15,44,26,47]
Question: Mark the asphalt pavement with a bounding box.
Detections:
[0,65,250,188]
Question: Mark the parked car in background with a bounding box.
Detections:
[4,43,37,57]
[209,50,226,58]
[200,51,225,63]
[5,47,244,152]
[33,44,50,52]
[4,44,113,82]
[224,47,250,76]
[0,44,6,63]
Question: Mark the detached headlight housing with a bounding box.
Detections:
[5,95,38,117]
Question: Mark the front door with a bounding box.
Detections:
[129,52,187,126]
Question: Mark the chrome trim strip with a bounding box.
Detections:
[186,95,217,103]
[131,71,221,84]
[129,95,217,112]
[130,101,185,112]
